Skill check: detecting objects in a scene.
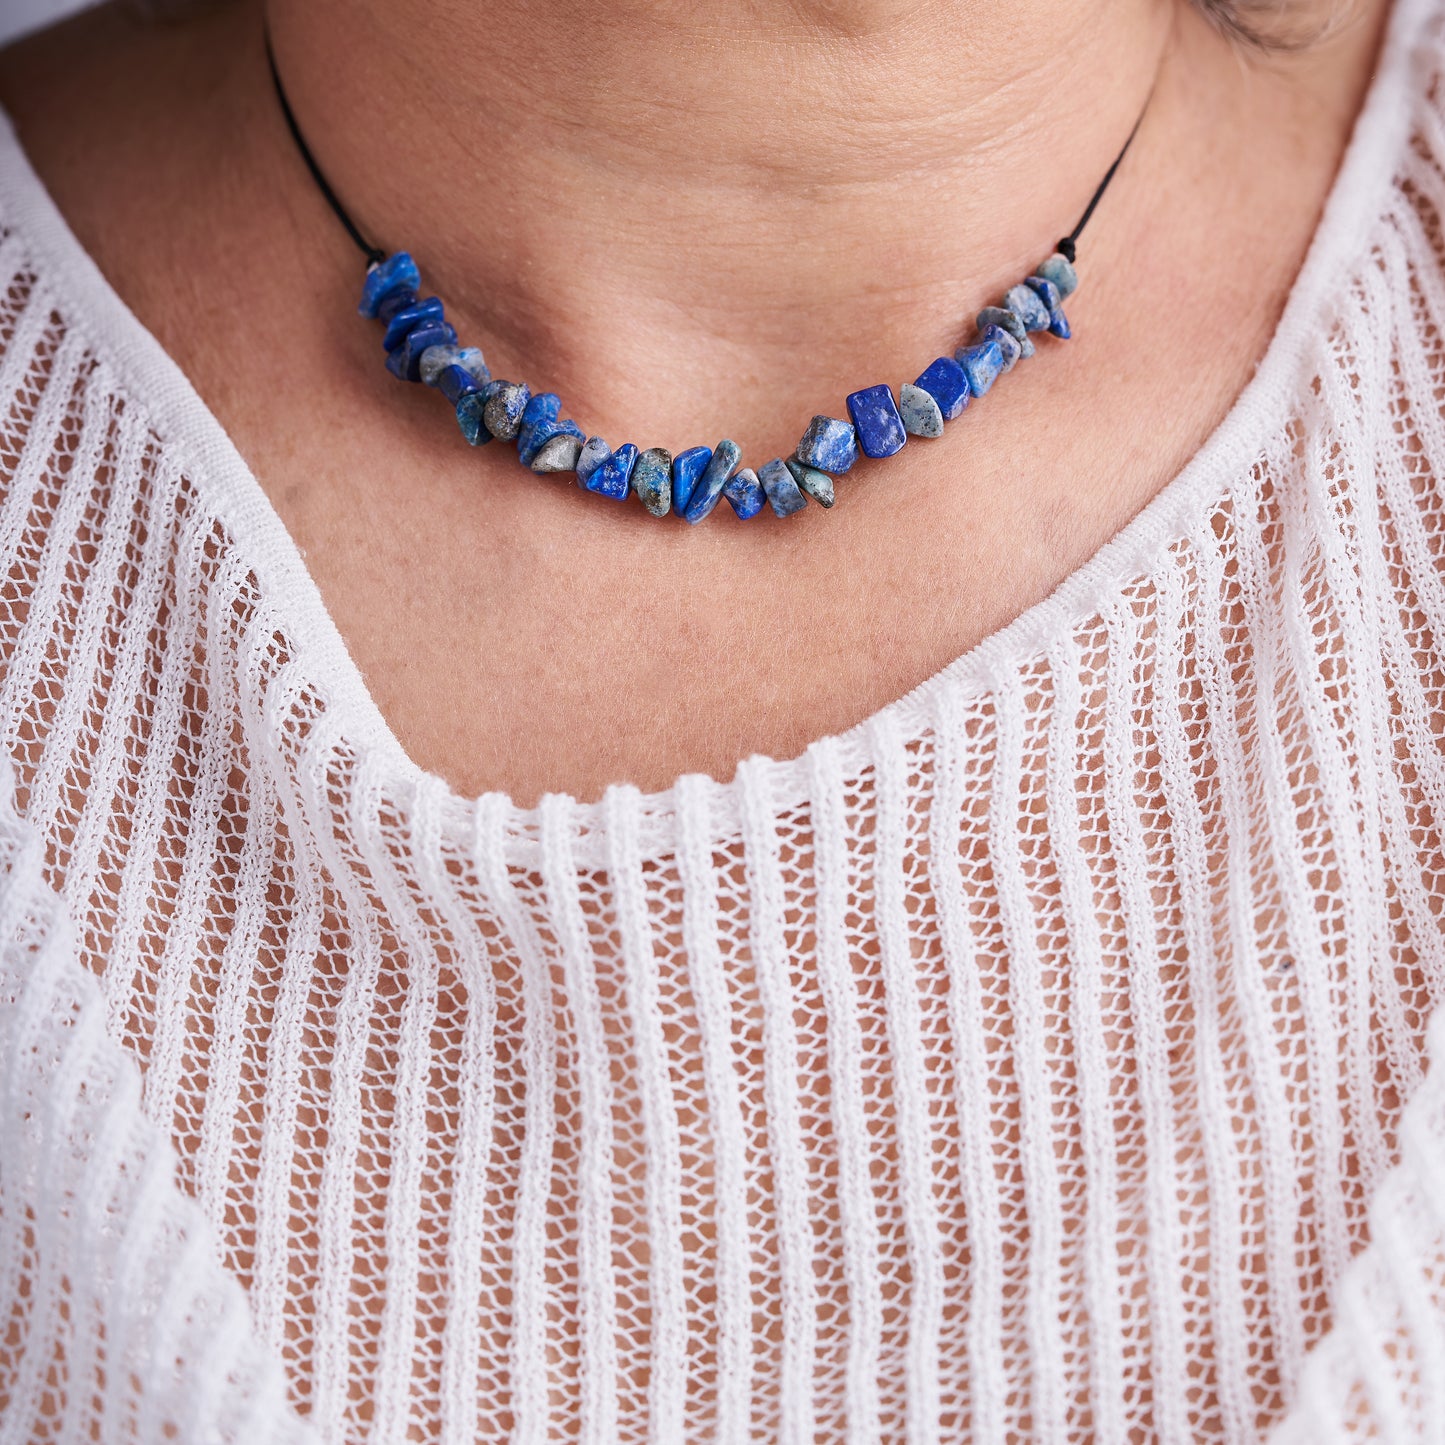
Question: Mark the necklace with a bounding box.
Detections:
[265,35,1145,524]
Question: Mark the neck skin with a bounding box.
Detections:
[262,0,1171,456]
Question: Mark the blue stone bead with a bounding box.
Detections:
[846,384,907,460]
[419,344,464,385]
[375,287,418,325]
[914,356,970,421]
[796,416,859,474]
[1003,282,1051,333]
[1049,306,1071,340]
[980,323,1022,372]
[386,321,458,381]
[585,443,638,500]
[954,339,1004,397]
[684,439,741,524]
[759,457,807,517]
[532,434,584,473]
[977,307,1034,358]
[360,252,422,317]
[671,446,713,516]
[1024,275,1062,312]
[437,365,483,406]
[898,383,944,438]
[482,381,530,441]
[723,467,766,520]
[516,393,561,464]
[1036,252,1078,298]
[455,347,491,384]
[632,448,673,516]
[456,392,492,446]
[786,457,835,509]
[521,416,584,469]
[382,296,446,352]
[577,436,611,485]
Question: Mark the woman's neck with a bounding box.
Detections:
[261,0,1171,448]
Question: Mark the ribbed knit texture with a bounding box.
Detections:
[5,0,1445,1436]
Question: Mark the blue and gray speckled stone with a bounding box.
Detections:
[1004,282,1051,333]
[786,457,835,508]
[898,383,944,438]
[980,323,1022,372]
[671,446,714,516]
[576,436,611,485]
[454,347,491,383]
[456,392,493,446]
[386,321,458,382]
[633,448,673,516]
[977,307,1034,359]
[482,382,531,441]
[955,339,1005,396]
[1036,252,1078,298]
[419,344,464,386]
[586,443,638,500]
[724,467,766,519]
[516,393,561,465]
[684,439,741,524]
[531,433,584,473]
[360,252,421,317]
[759,457,807,517]
[796,415,859,474]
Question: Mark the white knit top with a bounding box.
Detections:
[6,1,1445,1439]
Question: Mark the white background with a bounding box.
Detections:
[1,0,98,47]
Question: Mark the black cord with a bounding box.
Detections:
[1057,104,1147,264]
[265,28,386,269]
[265,21,1145,275]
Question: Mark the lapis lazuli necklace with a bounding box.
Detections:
[266,34,1144,524]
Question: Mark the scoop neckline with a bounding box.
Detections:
[0,0,1432,839]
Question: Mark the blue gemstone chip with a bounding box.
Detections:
[954,339,1005,397]
[796,416,859,474]
[671,446,714,517]
[586,443,639,500]
[684,439,741,524]
[914,356,970,421]
[846,385,907,459]
[360,252,422,317]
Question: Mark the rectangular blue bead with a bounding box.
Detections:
[845,384,907,459]
[382,296,446,352]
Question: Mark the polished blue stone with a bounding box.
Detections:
[980,323,1022,371]
[516,393,561,464]
[977,307,1034,358]
[375,287,418,325]
[671,446,713,516]
[1025,276,1071,338]
[759,457,807,517]
[723,467,766,520]
[632,448,673,516]
[577,436,611,485]
[455,347,491,383]
[360,253,422,317]
[456,392,492,445]
[521,416,584,468]
[382,296,445,352]
[898,383,944,438]
[846,385,907,460]
[684,439,741,524]
[1036,251,1078,298]
[786,457,835,508]
[531,433,584,473]
[796,416,858,474]
[1004,282,1051,333]
[914,356,970,420]
[437,365,483,406]
[419,344,464,385]
[585,443,638,500]
[482,381,530,441]
[954,339,1004,396]
[386,321,458,381]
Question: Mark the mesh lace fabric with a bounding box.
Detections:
[6,3,1445,1440]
